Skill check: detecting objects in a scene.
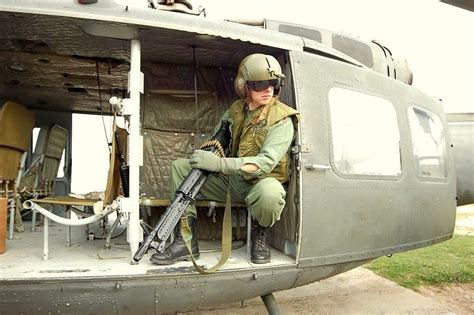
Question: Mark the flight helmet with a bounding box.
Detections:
[234,53,285,99]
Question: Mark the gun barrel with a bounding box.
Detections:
[133,237,152,262]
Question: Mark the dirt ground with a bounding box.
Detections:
[420,283,474,315]
[454,204,474,236]
[183,205,473,314]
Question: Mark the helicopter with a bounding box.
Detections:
[0,1,472,314]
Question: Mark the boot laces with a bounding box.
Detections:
[254,230,267,251]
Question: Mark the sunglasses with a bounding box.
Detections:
[248,79,281,92]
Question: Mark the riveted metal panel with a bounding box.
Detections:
[290,50,456,266]
[0,269,300,313]
[448,120,474,205]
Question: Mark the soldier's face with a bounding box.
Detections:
[249,85,274,106]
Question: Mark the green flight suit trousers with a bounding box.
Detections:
[171,158,286,227]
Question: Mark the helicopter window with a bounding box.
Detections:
[278,24,322,42]
[332,35,374,68]
[329,87,401,176]
[32,127,65,178]
[408,107,447,179]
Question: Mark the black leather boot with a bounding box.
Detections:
[251,224,271,264]
[150,216,200,265]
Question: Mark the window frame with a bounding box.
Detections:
[327,85,403,180]
[407,105,449,182]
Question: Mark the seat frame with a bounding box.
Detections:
[24,122,128,259]
[0,101,35,240]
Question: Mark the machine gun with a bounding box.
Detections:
[133,120,231,262]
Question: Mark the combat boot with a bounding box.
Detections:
[251,224,271,264]
[150,216,200,265]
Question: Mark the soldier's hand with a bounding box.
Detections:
[189,150,221,172]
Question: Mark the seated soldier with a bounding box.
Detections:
[151,53,299,265]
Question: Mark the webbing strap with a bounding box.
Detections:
[182,190,232,275]
[250,97,275,126]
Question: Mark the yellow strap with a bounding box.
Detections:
[250,97,275,126]
[236,208,241,240]
[182,190,232,275]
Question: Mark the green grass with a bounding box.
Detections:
[365,235,474,290]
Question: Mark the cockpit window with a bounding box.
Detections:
[408,107,447,179]
[329,87,401,176]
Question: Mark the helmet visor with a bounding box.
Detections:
[248,79,281,92]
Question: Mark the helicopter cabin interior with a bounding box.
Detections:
[0,10,301,278]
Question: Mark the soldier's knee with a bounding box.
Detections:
[246,178,286,227]
[247,178,286,206]
[257,187,286,210]
[171,158,191,175]
[172,158,189,169]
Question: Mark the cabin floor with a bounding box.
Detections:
[1,217,295,281]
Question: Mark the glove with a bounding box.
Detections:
[189,150,241,175]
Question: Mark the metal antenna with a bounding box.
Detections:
[95,60,111,153]
[192,45,200,137]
